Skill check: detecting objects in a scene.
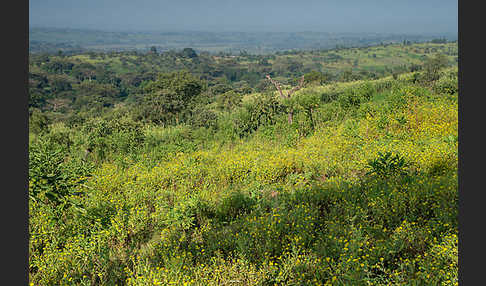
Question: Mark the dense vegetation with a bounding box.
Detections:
[29,41,456,120]
[29,42,458,285]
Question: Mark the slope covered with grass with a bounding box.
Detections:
[29,67,458,285]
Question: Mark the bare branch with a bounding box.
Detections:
[288,75,305,96]
[266,74,285,99]
[266,74,305,125]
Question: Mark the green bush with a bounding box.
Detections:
[366,152,409,178]
[81,116,145,162]
[216,191,256,222]
[29,109,50,135]
[434,73,458,95]
[189,105,218,128]
[232,93,284,137]
[29,138,93,204]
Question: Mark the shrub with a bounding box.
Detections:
[232,93,284,137]
[320,90,341,103]
[29,109,50,135]
[366,152,409,178]
[433,74,458,95]
[216,191,256,222]
[29,65,458,285]
[29,138,92,204]
[337,83,374,111]
[338,89,362,110]
[82,116,145,162]
[189,105,218,128]
[421,54,448,83]
[216,90,243,111]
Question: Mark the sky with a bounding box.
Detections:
[29,0,457,34]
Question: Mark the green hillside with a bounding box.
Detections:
[29,43,458,285]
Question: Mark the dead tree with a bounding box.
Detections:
[266,74,305,124]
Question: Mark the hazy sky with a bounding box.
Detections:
[30,0,457,34]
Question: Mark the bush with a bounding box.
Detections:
[320,90,341,103]
[29,109,50,135]
[338,89,362,110]
[232,93,284,137]
[420,54,449,83]
[189,105,218,128]
[82,116,145,161]
[29,138,93,204]
[337,83,374,111]
[433,74,458,95]
[216,90,243,111]
[216,191,256,222]
[29,64,458,285]
[366,152,409,179]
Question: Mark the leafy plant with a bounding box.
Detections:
[366,151,409,178]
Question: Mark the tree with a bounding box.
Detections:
[49,74,73,93]
[422,53,448,82]
[71,62,97,81]
[29,109,50,134]
[181,48,198,58]
[341,69,353,82]
[42,59,74,74]
[140,71,203,125]
[29,91,47,109]
[431,38,447,44]
[216,90,243,111]
[266,74,305,124]
[304,71,329,86]
[73,81,120,110]
[210,83,233,96]
[294,90,320,132]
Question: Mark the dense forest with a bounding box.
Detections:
[29,41,458,285]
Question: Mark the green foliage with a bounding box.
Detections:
[29,45,457,285]
[29,109,51,135]
[73,81,120,110]
[433,69,458,95]
[319,89,341,103]
[29,137,93,205]
[216,90,243,111]
[181,48,198,58]
[422,53,449,83]
[146,71,203,100]
[304,70,330,85]
[232,92,284,137]
[189,105,218,128]
[337,83,374,111]
[366,152,409,178]
[138,71,203,125]
[216,192,256,222]
[28,42,457,121]
[82,116,145,162]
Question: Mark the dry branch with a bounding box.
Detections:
[265,74,306,124]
